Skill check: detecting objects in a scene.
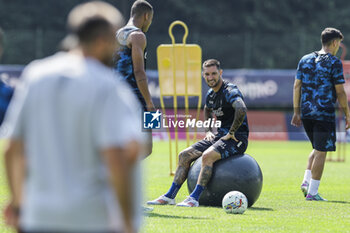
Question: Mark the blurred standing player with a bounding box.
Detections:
[0,27,15,125]
[3,2,144,233]
[148,59,249,207]
[291,28,350,201]
[115,0,154,157]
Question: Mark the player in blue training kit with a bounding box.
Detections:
[115,0,154,159]
[292,28,350,201]
[116,24,149,111]
[114,0,154,213]
[148,59,249,207]
[115,0,154,112]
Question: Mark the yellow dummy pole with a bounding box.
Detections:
[168,21,190,168]
[157,21,202,175]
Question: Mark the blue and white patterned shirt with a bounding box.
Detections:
[296,52,345,122]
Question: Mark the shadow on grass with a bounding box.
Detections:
[326,200,350,204]
[145,212,210,220]
[248,207,274,211]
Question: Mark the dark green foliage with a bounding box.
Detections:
[1,0,350,68]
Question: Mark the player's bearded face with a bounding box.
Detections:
[203,66,222,88]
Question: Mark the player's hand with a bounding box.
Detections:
[146,102,156,112]
[291,113,302,127]
[204,131,215,141]
[124,222,135,233]
[3,201,19,229]
[221,132,238,142]
[345,115,350,130]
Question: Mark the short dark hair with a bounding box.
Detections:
[131,0,153,17]
[203,59,221,70]
[321,27,344,46]
[67,1,124,44]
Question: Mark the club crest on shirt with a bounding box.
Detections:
[213,107,224,117]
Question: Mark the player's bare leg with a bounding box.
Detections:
[311,150,327,180]
[301,150,315,196]
[306,150,328,201]
[174,147,202,185]
[177,147,221,207]
[197,147,221,186]
[147,147,202,205]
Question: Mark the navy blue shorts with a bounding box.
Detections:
[302,119,336,152]
[192,134,247,159]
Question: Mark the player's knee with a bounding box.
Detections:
[308,152,315,160]
[178,151,186,162]
[178,150,191,165]
[314,150,327,159]
[201,152,215,166]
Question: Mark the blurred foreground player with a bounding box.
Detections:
[3,2,144,233]
[148,59,249,207]
[292,27,350,201]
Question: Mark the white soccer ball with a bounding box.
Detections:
[222,191,248,214]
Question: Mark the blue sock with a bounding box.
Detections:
[190,184,205,201]
[164,182,181,199]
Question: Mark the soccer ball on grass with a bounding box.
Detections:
[222,191,248,214]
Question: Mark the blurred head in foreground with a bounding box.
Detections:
[64,1,125,66]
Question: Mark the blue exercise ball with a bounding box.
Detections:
[187,154,263,207]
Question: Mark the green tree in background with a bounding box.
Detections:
[1,0,350,69]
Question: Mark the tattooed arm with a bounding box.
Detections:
[221,97,247,141]
[229,98,247,135]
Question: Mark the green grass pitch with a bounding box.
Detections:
[0,140,349,232]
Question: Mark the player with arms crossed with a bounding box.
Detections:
[147,59,249,207]
[115,0,154,157]
[292,27,350,201]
